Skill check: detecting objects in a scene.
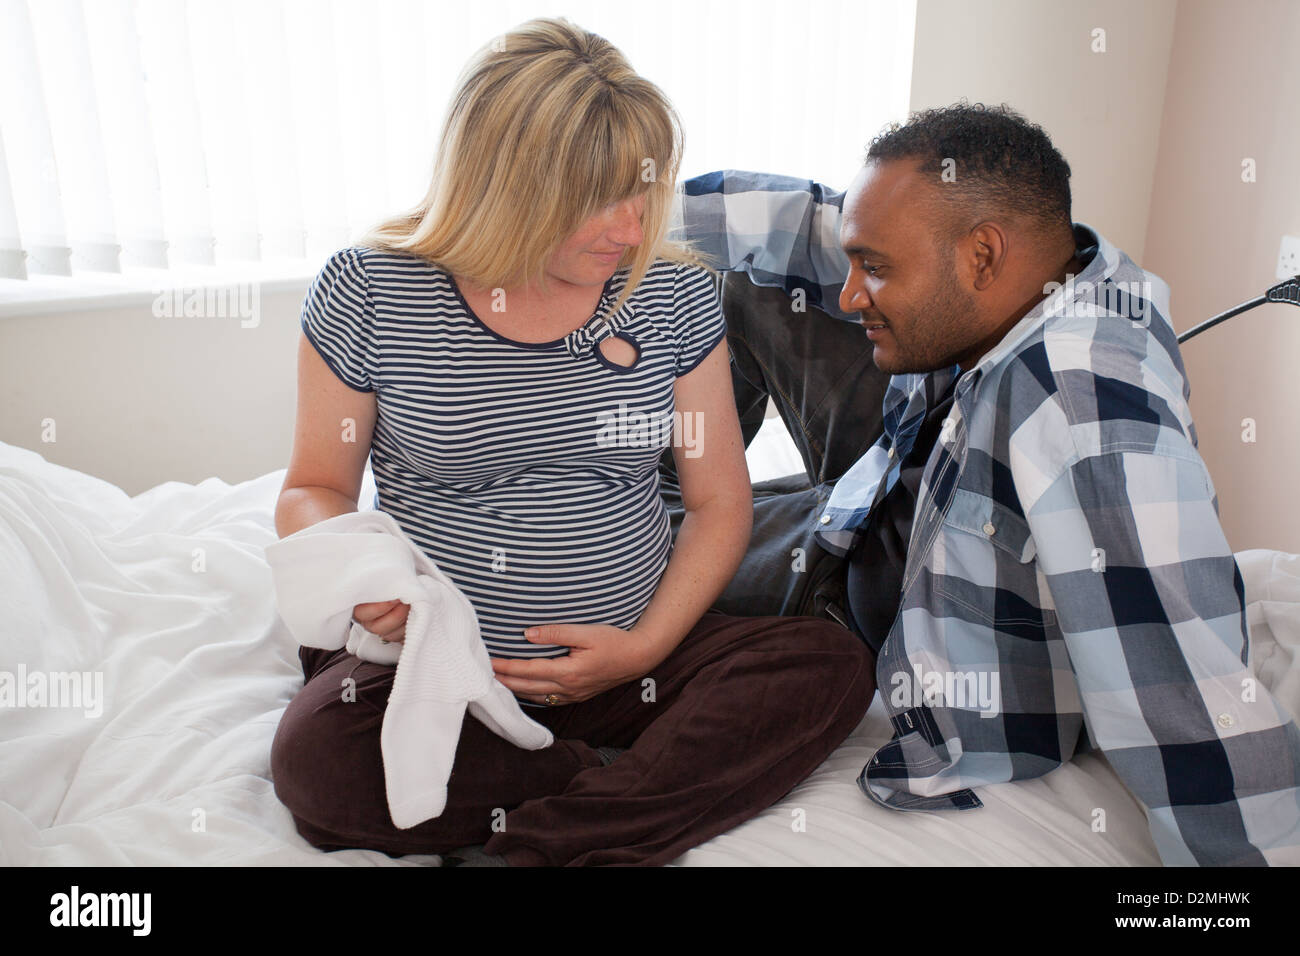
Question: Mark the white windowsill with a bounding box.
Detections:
[0,259,319,319]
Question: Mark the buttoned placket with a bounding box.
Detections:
[896,368,979,598]
[863,367,986,809]
[865,371,974,710]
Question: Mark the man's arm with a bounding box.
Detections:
[672,170,854,320]
[1023,448,1300,865]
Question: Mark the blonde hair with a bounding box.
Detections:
[357,17,701,312]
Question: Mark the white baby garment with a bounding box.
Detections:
[265,509,553,829]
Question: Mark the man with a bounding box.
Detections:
[661,103,1300,865]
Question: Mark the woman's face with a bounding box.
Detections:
[546,194,647,287]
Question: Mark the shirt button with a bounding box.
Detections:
[982,521,996,536]
[1217,713,1234,729]
[819,514,831,525]
[887,446,896,460]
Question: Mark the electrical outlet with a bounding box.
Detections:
[1278,235,1300,280]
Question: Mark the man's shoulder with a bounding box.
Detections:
[997,238,1190,447]
[994,333,1195,471]
[967,255,1201,514]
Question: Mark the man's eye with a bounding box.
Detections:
[863,263,881,277]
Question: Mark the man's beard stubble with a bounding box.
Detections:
[868,263,977,376]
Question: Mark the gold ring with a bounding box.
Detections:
[544,694,560,706]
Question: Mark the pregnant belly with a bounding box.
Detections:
[384,484,674,658]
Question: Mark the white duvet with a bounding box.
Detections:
[2,436,1296,867]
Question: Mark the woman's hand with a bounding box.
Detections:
[490,624,664,705]
[351,599,410,643]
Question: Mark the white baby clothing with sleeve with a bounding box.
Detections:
[264,509,553,829]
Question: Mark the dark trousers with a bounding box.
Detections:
[269,275,893,865]
[273,612,874,865]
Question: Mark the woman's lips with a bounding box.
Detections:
[590,250,622,263]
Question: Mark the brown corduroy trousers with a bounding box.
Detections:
[270,611,875,866]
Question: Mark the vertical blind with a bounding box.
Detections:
[0,0,915,283]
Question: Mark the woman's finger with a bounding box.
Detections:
[491,656,566,682]
[495,675,567,697]
[521,696,560,707]
[353,599,401,620]
[522,623,596,648]
[358,602,409,634]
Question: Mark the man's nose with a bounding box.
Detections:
[839,276,872,315]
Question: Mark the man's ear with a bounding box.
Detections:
[968,222,1009,292]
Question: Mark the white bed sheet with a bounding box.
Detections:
[2,437,1295,867]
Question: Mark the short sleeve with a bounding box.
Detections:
[671,264,727,377]
[300,247,376,392]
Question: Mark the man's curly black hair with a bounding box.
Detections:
[866,102,1072,238]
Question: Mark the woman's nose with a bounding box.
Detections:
[607,200,644,246]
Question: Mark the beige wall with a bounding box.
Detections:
[1,289,304,494]
[909,0,1179,263]
[1142,0,1300,552]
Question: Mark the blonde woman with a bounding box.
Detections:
[270,17,873,866]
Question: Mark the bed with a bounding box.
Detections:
[2,424,1297,867]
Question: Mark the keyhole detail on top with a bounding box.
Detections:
[599,335,639,368]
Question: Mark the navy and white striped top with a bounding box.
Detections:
[300,246,726,658]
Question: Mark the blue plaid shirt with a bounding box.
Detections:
[673,170,1300,866]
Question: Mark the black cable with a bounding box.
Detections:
[1178,275,1300,344]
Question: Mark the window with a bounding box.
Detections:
[0,0,915,308]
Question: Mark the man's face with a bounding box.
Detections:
[838,159,980,375]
